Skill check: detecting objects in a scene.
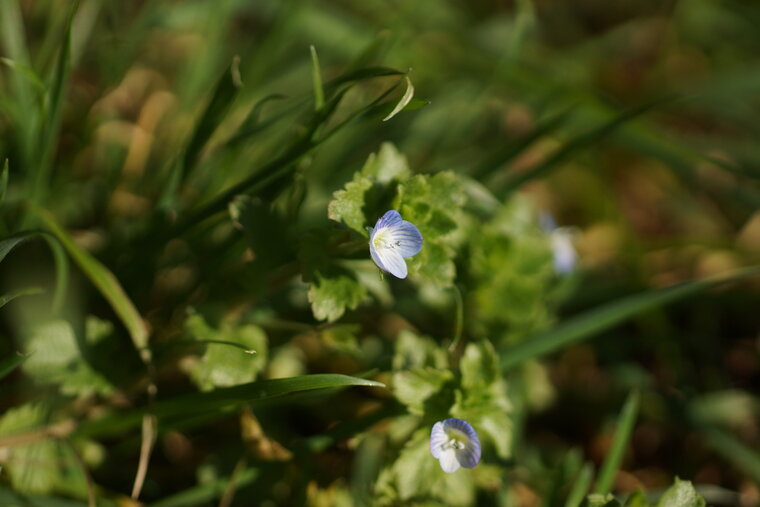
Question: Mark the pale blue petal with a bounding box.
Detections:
[551,230,577,275]
[430,421,447,459]
[388,221,423,258]
[374,210,402,230]
[376,246,407,278]
[455,439,481,469]
[439,448,460,473]
[369,241,386,272]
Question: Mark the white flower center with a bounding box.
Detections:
[372,228,401,251]
[443,438,465,451]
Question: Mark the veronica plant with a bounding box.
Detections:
[429,418,481,473]
[368,210,423,279]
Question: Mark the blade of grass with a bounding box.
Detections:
[0,231,68,312]
[382,75,414,121]
[497,96,675,197]
[594,390,640,495]
[0,353,30,381]
[501,266,760,370]
[565,462,594,507]
[0,159,8,206]
[151,467,259,507]
[75,373,384,438]
[31,1,79,210]
[160,56,244,208]
[310,45,325,111]
[0,287,43,309]
[35,208,149,362]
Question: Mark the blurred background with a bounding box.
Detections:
[0,0,758,506]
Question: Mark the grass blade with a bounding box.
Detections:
[310,45,325,111]
[76,374,384,438]
[0,352,30,381]
[35,208,149,362]
[497,97,674,197]
[501,266,760,370]
[382,76,414,121]
[152,468,259,507]
[0,159,8,206]
[565,462,594,507]
[0,287,43,309]
[0,232,34,264]
[594,390,640,495]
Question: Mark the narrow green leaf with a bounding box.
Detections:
[383,76,414,121]
[75,374,384,438]
[595,391,640,495]
[565,463,594,507]
[151,468,259,507]
[35,208,149,362]
[498,97,674,197]
[0,287,43,309]
[502,266,760,370]
[697,423,760,484]
[310,45,325,111]
[0,353,29,381]
[0,58,45,96]
[0,159,8,206]
[0,231,68,312]
[0,232,34,264]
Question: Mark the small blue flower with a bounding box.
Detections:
[368,210,423,279]
[540,212,578,275]
[430,418,481,473]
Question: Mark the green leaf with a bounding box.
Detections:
[595,391,640,495]
[392,330,448,371]
[308,271,367,322]
[0,404,58,494]
[35,208,149,362]
[501,266,760,370]
[0,287,43,309]
[566,462,594,507]
[382,76,414,121]
[656,478,706,507]
[310,45,325,111]
[328,142,412,236]
[0,232,34,264]
[75,374,384,438]
[395,171,467,286]
[185,312,268,391]
[392,368,454,416]
[0,352,29,381]
[22,319,113,397]
[460,341,499,390]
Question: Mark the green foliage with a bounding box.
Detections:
[21,319,113,397]
[185,311,268,391]
[656,479,706,507]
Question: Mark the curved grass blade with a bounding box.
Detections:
[565,462,594,507]
[310,45,325,111]
[497,96,675,197]
[382,76,414,121]
[0,287,43,309]
[75,374,384,438]
[594,390,640,495]
[501,266,760,370]
[0,352,30,381]
[0,231,67,312]
[35,208,149,362]
[160,56,244,207]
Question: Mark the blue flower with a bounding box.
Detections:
[368,210,423,279]
[429,418,481,473]
[540,212,578,275]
